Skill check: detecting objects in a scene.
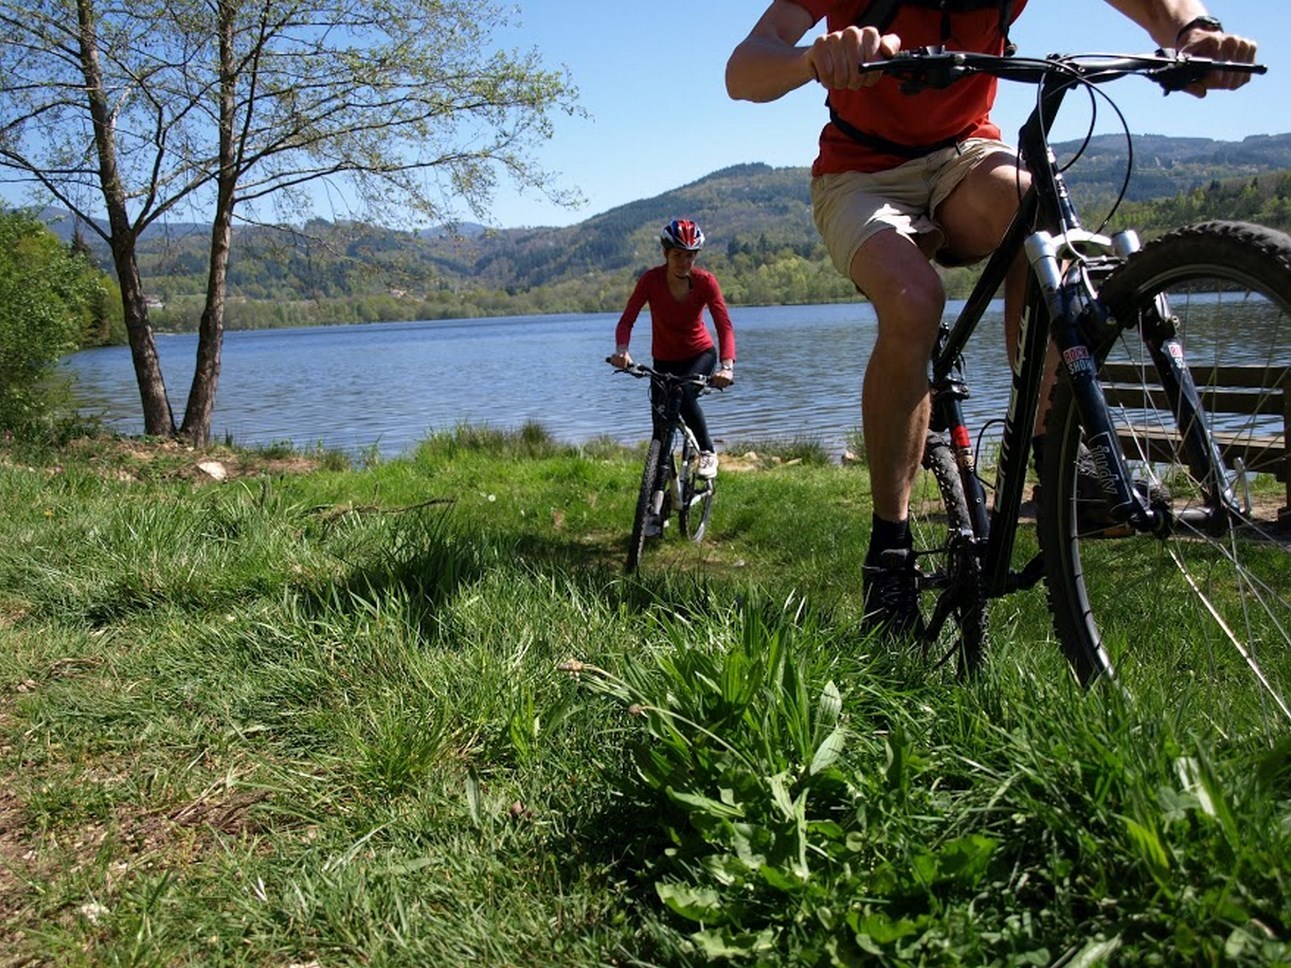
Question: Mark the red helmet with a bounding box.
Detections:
[660,219,705,251]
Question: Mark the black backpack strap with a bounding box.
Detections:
[854,0,901,32]
[999,0,1016,56]
[826,100,975,158]
[827,0,1016,156]
[854,0,1015,52]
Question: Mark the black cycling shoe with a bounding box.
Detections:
[861,548,925,641]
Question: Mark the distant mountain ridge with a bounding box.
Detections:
[371,130,1291,294]
[31,131,1291,304]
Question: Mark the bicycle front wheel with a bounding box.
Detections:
[627,438,665,573]
[1040,220,1291,736]
[678,449,715,542]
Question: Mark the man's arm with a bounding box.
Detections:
[1102,0,1257,93]
[725,1,818,102]
[725,0,900,103]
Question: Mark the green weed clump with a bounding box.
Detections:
[564,596,1291,965]
[0,427,1287,965]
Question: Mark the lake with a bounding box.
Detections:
[62,302,1016,459]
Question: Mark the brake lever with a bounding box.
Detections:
[1150,49,1268,94]
[888,46,965,94]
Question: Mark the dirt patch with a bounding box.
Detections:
[8,434,326,485]
[720,451,816,473]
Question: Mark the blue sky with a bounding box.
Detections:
[5,2,1280,229]
[486,1,1286,228]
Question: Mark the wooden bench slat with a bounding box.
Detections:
[1101,361,1291,388]
[1116,425,1286,479]
[1082,360,1288,515]
[1103,387,1285,416]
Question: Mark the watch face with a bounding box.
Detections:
[1182,15,1223,34]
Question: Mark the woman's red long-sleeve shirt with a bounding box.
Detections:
[614,266,736,363]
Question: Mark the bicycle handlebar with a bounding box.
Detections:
[858,47,1265,94]
[606,358,717,391]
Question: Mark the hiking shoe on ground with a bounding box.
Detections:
[643,515,663,538]
[697,451,718,480]
[861,548,924,641]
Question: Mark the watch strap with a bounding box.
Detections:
[1175,15,1224,46]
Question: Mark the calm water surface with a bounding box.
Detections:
[66,302,1014,458]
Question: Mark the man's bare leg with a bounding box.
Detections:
[935,153,1046,429]
[851,230,945,525]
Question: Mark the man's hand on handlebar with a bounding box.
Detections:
[808,25,901,91]
[1175,28,1258,97]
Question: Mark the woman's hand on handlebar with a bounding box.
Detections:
[608,350,633,369]
[808,25,901,91]
[710,364,735,390]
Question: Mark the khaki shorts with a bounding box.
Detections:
[810,138,1017,277]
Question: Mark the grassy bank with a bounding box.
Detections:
[0,430,1287,966]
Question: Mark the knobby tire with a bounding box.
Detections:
[627,438,664,573]
[918,432,989,676]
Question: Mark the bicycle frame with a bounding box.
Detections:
[650,374,694,450]
[924,60,1241,603]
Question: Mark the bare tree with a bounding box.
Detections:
[0,0,580,443]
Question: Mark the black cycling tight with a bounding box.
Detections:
[652,348,716,452]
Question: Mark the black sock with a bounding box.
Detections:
[865,514,911,566]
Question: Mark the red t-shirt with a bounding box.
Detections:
[792,0,1027,174]
[615,266,736,363]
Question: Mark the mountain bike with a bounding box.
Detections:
[611,362,718,573]
[860,48,1290,734]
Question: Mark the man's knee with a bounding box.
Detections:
[851,234,943,310]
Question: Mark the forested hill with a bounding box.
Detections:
[44,131,1291,329]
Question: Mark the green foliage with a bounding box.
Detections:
[573,609,1291,965]
[1,432,1289,963]
[1109,169,1291,237]
[0,209,106,436]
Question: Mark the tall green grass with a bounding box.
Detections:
[0,429,1287,965]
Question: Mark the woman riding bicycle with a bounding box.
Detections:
[609,219,737,479]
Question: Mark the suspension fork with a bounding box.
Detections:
[1026,230,1167,532]
[1135,293,1243,516]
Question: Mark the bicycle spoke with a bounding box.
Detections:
[1165,542,1291,725]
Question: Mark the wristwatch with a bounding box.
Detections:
[1175,15,1223,46]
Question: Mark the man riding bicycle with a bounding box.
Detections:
[725,0,1256,637]
[610,219,737,479]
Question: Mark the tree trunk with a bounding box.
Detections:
[76,0,174,436]
[115,244,176,436]
[179,0,237,448]
[180,200,232,446]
